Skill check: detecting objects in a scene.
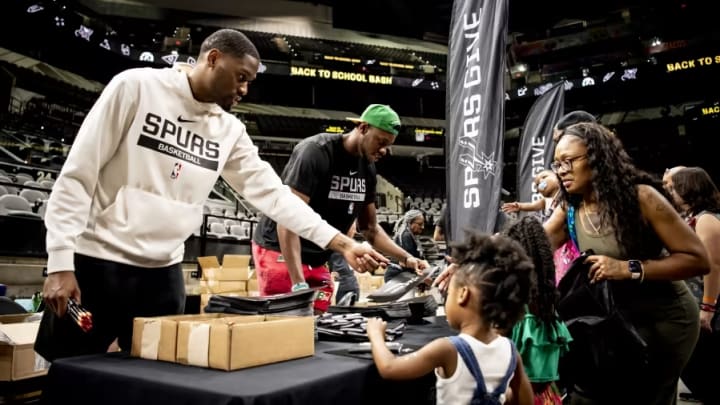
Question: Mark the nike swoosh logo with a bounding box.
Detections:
[349,171,358,175]
[177,115,196,123]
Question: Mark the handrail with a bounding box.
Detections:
[0,160,60,175]
[215,177,256,215]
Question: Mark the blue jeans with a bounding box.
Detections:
[328,252,358,304]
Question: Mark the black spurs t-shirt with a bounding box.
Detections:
[253,133,377,266]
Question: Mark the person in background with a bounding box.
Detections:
[393,209,425,258]
[433,206,446,242]
[252,104,429,313]
[367,231,534,405]
[37,29,386,361]
[662,165,687,212]
[544,122,709,404]
[664,165,701,301]
[384,209,426,281]
[551,111,596,142]
[329,221,360,305]
[662,165,705,403]
[670,167,720,405]
[501,170,561,223]
[504,217,571,404]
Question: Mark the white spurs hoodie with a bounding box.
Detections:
[44,65,339,272]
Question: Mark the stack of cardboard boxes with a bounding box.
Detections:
[0,314,49,382]
[196,254,387,306]
[355,272,386,300]
[197,255,259,312]
[131,313,314,371]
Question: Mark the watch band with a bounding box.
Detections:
[628,260,643,282]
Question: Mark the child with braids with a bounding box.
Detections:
[367,231,535,405]
[504,217,572,405]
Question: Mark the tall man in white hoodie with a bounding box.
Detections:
[37,29,387,360]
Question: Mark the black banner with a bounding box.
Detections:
[445,0,508,241]
[516,82,565,204]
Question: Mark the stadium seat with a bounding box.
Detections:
[207,222,229,238]
[23,180,44,188]
[40,179,55,189]
[20,189,48,203]
[229,224,250,240]
[0,194,41,218]
[14,173,33,184]
[0,175,16,190]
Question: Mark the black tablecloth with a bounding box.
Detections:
[41,317,452,405]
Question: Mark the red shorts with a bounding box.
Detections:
[251,242,333,312]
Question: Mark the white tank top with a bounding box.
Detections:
[435,334,514,405]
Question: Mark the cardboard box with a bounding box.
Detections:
[0,314,35,325]
[199,280,247,294]
[370,276,385,290]
[0,315,49,381]
[131,313,227,362]
[223,254,251,270]
[197,256,221,279]
[247,279,259,292]
[198,255,250,281]
[176,315,314,371]
[357,272,372,295]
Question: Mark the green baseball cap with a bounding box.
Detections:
[347,104,402,136]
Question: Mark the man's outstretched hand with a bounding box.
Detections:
[344,241,389,272]
[328,233,389,272]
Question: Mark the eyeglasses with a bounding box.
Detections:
[551,155,587,173]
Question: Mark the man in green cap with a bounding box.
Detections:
[252,104,429,312]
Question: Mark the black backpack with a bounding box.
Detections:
[556,253,649,397]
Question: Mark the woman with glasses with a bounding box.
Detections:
[544,122,709,404]
[385,209,426,281]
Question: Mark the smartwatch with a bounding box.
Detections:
[628,260,643,282]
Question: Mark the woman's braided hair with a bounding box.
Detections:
[504,216,558,324]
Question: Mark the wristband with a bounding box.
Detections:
[292,282,309,292]
[700,303,716,312]
[702,296,717,305]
